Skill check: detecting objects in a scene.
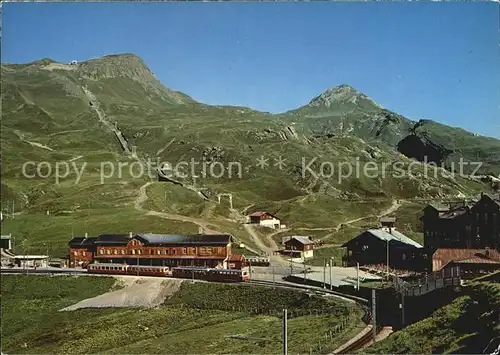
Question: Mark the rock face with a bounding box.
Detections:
[397,134,453,165]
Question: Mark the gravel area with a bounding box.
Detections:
[60,276,183,311]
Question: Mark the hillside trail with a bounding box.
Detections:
[243,224,289,267]
[323,199,403,239]
[82,85,207,201]
[134,181,220,235]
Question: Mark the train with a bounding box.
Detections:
[87,263,249,282]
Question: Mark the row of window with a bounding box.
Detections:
[96,247,221,256]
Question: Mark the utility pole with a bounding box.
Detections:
[329,259,332,290]
[283,309,288,355]
[356,262,360,291]
[372,289,377,344]
[192,258,195,283]
[323,259,326,288]
[303,259,307,283]
[401,293,405,327]
[386,240,390,281]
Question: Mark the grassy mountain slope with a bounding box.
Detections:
[363,282,500,354]
[1,53,498,255]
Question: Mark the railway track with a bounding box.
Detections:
[337,326,383,354]
[248,279,384,354]
[4,269,381,352]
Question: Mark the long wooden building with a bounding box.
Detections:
[69,233,241,269]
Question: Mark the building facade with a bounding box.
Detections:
[68,233,235,269]
[283,236,314,259]
[68,235,97,268]
[248,212,281,229]
[421,194,500,250]
[342,228,425,270]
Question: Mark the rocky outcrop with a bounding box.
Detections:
[397,133,453,165]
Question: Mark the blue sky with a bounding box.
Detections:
[3,2,499,137]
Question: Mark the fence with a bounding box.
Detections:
[393,266,461,296]
[176,303,360,354]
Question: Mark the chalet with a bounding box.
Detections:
[342,228,423,269]
[68,234,97,268]
[283,236,314,259]
[380,217,396,230]
[248,212,281,229]
[421,193,500,250]
[90,233,234,269]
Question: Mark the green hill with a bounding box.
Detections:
[1,53,498,255]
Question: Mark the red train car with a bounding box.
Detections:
[172,266,249,282]
[87,263,170,277]
[87,263,248,282]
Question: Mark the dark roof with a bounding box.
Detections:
[249,211,266,217]
[95,234,132,245]
[69,237,97,247]
[285,236,314,245]
[342,229,422,248]
[249,211,279,219]
[380,217,396,223]
[136,233,232,245]
[74,233,233,246]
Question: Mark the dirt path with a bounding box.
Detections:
[243,224,289,266]
[60,276,183,311]
[317,200,403,240]
[134,182,221,234]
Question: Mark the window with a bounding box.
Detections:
[74,251,78,256]
[82,251,86,256]
[113,250,118,255]
[131,249,135,255]
[157,250,161,255]
[121,250,126,255]
[99,249,104,255]
[183,247,187,255]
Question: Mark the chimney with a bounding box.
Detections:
[129,232,133,238]
[308,236,313,241]
[84,232,88,238]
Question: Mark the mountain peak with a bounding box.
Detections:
[307,84,382,110]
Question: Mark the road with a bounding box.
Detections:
[134,182,221,234]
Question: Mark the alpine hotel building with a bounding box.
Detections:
[69,233,238,269]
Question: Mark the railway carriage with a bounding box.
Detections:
[87,263,248,282]
[171,266,249,282]
[87,263,129,275]
[126,265,171,277]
